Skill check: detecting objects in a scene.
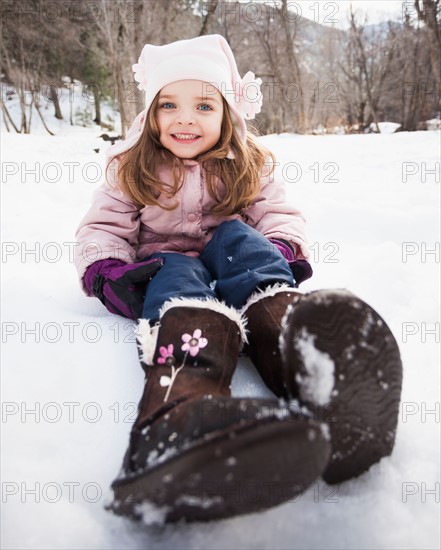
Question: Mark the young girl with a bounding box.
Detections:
[74,35,402,523]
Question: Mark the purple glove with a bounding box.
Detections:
[270,238,296,262]
[84,258,163,319]
[270,238,313,287]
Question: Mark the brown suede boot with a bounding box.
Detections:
[243,285,403,485]
[108,298,331,523]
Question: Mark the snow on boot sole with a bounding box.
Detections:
[108,400,330,523]
[280,289,403,484]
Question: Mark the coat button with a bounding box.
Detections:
[187,213,197,222]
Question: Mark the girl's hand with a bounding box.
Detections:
[269,238,313,287]
[270,238,296,262]
[84,258,163,319]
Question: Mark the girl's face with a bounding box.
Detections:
[156,80,224,159]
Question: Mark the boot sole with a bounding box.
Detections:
[109,413,330,523]
[281,289,403,484]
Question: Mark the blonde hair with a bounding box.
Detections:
[109,94,275,216]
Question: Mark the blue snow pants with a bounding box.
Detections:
[141,220,295,321]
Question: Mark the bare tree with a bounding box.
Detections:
[314,23,354,131]
[414,0,441,82]
[278,0,305,131]
[337,8,398,131]
[392,14,425,130]
[234,0,306,133]
[1,3,46,133]
[413,0,441,115]
[1,0,87,133]
[198,0,219,36]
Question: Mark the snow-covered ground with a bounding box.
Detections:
[1,114,440,548]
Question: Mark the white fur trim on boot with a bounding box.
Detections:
[135,319,159,365]
[241,283,302,314]
[159,297,248,344]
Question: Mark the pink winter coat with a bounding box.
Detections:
[74,157,310,295]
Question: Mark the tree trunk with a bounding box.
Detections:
[349,10,381,132]
[414,0,441,82]
[199,0,218,36]
[19,82,27,133]
[0,97,19,132]
[116,64,130,137]
[70,77,74,125]
[26,91,33,134]
[280,0,305,132]
[50,84,63,120]
[34,94,55,135]
[93,87,101,125]
[357,101,366,128]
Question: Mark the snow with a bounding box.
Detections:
[175,494,224,510]
[293,328,335,406]
[133,501,170,526]
[1,106,440,549]
[369,122,401,134]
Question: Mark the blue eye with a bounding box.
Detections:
[159,102,213,111]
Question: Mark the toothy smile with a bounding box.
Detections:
[172,134,200,140]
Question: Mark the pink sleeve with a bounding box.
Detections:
[74,161,141,295]
[242,171,310,261]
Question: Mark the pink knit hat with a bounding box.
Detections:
[107,34,263,160]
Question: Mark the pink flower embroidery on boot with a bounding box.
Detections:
[160,331,209,403]
[181,329,208,356]
[157,344,176,366]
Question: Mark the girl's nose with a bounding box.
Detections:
[176,109,195,125]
